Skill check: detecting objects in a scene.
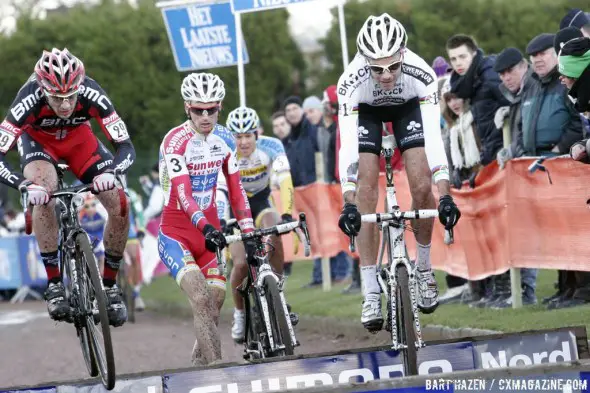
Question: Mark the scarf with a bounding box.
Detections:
[449,110,480,169]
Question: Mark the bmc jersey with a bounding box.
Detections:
[159,122,254,233]
[0,74,134,187]
[218,135,290,197]
[337,49,450,195]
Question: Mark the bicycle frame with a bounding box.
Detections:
[220,216,310,358]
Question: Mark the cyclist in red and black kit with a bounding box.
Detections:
[0,48,135,327]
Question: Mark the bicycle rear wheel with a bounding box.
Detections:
[396,264,418,376]
[76,233,116,389]
[263,275,294,357]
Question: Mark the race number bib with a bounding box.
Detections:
[106,119,129,142]
[0,129,16,154]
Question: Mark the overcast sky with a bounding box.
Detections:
[0,0,345,50]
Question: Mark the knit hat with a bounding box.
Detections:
[302,96,322,110]
[554,27,584,54]
[323,85,337,104]
[558,37,590,79]
[559,9,590,30]
[432,56,451,77]
[283,95,302,109]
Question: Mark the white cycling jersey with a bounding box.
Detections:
[337,49,450,196]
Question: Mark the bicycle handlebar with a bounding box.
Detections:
[225,212,311,254]
[348,209,454,253]
[20,170,128,235]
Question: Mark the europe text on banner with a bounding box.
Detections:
[160,1,249,72]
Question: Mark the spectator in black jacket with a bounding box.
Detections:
[446,34,509,168]
[282,96,319,187]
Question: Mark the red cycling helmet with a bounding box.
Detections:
[34,48,86,96]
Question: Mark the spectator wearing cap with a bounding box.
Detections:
[494,47,534,170]
[513,33,583,158]
[446,34,509,168]
[560,8,590,37]
[491,56,538,311]
[282,96,319,188]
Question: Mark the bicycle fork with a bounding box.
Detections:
[377,223,425,351]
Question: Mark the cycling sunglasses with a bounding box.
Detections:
[189,105,220,116]
[368,59,403,75]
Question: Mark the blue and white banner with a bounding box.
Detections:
[230,0,316,14]
[161,1,249,72]
[0,237,22,290]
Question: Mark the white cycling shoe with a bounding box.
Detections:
[361,293,384,332]
[416,268,439,314]
[231,310,246,343]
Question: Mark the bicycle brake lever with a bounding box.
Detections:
[444,228,454,245]
[350,235,356,253]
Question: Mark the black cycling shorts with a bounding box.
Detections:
[18,126,114,184]
[357,97,425,156]
[229,186,276,227]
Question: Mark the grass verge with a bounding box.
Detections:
[142,260,590,333]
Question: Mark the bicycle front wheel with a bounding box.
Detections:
[263,276,294,357]
[76,233,116,389]
[395,264,418,376]
[62,247,98,378]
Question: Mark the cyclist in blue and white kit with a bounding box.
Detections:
[336,14,462,332]
[217,106,298,343]
[79,193,107,270]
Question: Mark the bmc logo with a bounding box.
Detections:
[79,85,112,111]
[11,87,43,121]
[40,117,87,127]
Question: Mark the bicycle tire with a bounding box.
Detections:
[62,248,99,377]
[76,233,116,389]
[244,291,263,360]
[263,275,294,357]
[395,264,418,376]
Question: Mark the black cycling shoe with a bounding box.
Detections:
[105,285,127,327]
[44,282,71,321]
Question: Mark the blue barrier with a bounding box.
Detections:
[0,234,47,299]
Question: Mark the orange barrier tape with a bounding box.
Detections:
[274,156,590,280]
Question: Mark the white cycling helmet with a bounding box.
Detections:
[356,13,407,60]
[226,106,259,134]
[181,73,225,103]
